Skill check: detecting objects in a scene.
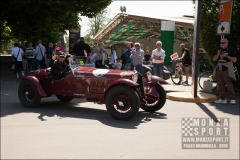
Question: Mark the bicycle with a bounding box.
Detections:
[198,66,240,92]
[170,58,183,85]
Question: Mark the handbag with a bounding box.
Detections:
[39,45,46,68]
[13,48,20,61]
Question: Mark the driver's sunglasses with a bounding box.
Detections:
[59,56,65,58]
[135,45,139,47]
[220,42,226,44]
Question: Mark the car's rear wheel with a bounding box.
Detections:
[18,80,41,108]
[56,95,73,102]
[140,83,166,112]
[105,86,140,120]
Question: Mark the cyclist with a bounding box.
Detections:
[179,43,192,86]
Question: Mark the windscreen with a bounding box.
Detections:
[68,56,95,74]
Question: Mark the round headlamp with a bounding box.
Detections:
[132,73,138,82]
[147,71,152,81]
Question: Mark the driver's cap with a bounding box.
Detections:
[58,51,65,57]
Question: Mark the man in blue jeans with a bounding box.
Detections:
[34,40,46,70]
[123,42,132,70]
[130,42,144,74]
[25,42,35,72]
[151,41,166,78]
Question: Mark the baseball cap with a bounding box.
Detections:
[58,51,65,57]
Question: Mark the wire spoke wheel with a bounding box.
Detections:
[170,70,182,85]
[112,93,132,113]
[23,85,35,101]
[198,71,217,90]
[140,83,166,112]
[233,68,240,93]
[18,80,41,108]
[105,86,140,120]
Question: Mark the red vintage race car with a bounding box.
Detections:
[18,57,167,120]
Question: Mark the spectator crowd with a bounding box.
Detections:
[11,37,191,87]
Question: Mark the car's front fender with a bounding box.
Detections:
[21,76,48,97]
[151,75,168,84]
[98,79,139,104]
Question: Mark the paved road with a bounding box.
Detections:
[1,56,239,159]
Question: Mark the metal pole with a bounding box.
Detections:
[191,0,202,97]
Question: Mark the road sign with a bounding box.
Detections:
[217,0,233,35]
[170,52,178,60]
[69,29,81,53]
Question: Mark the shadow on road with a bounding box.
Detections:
[195,103,219,122]
[196,99,239,118]
[1,99,167,129]
[209,101,240,116]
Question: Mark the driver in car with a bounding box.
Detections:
[48,51,70,80]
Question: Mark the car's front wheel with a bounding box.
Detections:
[18,80,41,108]
[105,86,140,120]
[140,83,166,112]
[56,95,73,102]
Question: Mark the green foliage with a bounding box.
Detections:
[193,0,240,67]
[87,8,111,36]
[0,21,13,44]
[84,8,111,46]
[84,33,94,48]
[1,0,112,45]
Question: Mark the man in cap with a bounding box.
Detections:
[48,51,70,80]
[72,37,91,62]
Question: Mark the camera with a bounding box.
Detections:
[219,48,223,55]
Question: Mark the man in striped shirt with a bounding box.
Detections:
[25,42,35,72]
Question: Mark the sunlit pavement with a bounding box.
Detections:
[1,56,239,159]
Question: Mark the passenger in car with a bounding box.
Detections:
[48,51,70,80]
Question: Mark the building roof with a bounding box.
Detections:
[92,13,194,45]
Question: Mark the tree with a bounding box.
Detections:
[84,33,94,47]
[84,8,111,46]
[193,0,240,66]
[0,0,112,45]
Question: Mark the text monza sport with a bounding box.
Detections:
[182,118,229,149]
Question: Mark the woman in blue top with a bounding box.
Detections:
[109,45,117,64]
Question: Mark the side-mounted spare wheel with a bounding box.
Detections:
[18,80,41,108]
[56,95,73,102]
[140,83,166,112]
[105,86,140,120]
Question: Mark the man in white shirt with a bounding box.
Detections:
[151,41,166,78]
[34,40,46,70]
[11,43,25,78]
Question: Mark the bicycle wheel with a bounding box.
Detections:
[170,69,182,85]
[233,72,240,93]
[198,71,217,90]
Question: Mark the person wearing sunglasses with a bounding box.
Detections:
[130,42,144,74]
[213,38,237,105]
[48,51,69,80]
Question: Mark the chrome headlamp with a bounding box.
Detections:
[132,73,138,82]
[147,71,152,81]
